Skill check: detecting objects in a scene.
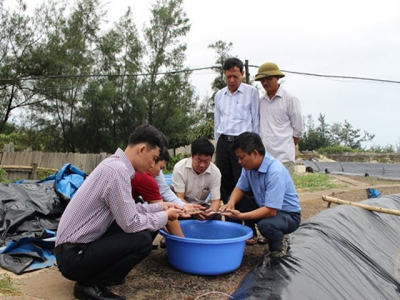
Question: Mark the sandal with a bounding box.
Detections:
[257,237,268,245]
[246,236,258,245]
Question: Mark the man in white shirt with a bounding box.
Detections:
[214,58,260,202]
[255,62,304,176]
[172,138,221,218]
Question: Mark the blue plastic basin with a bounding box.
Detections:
[160,220,253,275]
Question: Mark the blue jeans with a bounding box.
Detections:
[234,195,301,252]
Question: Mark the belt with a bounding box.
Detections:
[220,134,237,142]
[54,243,83,255]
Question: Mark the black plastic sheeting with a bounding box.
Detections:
[231,194,400,299]
[0,182,64,247]
[302,161,400,179]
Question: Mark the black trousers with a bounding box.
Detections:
[216,136,256,236]
[55,221,153,286]
[216,136,242,204]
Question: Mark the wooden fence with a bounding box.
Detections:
[0,151,110,181]
[0,142,196,181]
[0,142,208,181]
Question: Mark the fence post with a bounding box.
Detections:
[30,163,38,180]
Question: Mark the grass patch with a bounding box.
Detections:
[293,173,341,192]
[0,274,21,296]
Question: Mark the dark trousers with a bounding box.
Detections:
[216,137,242,204]
[217,136,256,235]
[231,195,301,251]
[55,222,153,286]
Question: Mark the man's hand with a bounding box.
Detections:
[178,203,205,218]
[162,202,181,210]
[183,203,204,211]
[220,202,235,212]
[166,208,182,221]
[219,209,241,219]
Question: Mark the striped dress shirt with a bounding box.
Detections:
[55,148,168,246]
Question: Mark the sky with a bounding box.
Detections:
[13,0,400,148]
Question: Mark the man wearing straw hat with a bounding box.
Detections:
[254,62,304,176]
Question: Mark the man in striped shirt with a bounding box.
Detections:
[55,124,183,300]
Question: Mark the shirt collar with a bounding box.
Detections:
[262,85,283,101]
[115,148,135,178]
[223,83,244,95]
[257,153,273,174]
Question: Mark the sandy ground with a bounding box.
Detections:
[1,174,400,300]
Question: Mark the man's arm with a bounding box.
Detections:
[209,199,221,212]
[289,95,304,140]
[155,170,186,207]
[175,191,186,203]
[214,90,222,141]
[293,137,300,145]
[221,187,244,210]
[250,87,260,134]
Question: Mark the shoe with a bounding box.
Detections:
[283,234,291,244]
[270,240,291,259]
[257,237,268,245]
[246,236,258,245]
[160,237,167,249]
[73,282,126,300]
[101,278,126,287]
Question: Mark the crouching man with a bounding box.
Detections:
[220,132,301,258]
[54,125,182,300]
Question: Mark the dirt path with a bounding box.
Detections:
[2,175,400,300]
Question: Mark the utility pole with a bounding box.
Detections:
[245,60,250,84]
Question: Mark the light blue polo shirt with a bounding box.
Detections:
[236,153,300,213]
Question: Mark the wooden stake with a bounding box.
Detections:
[322,195,400,216]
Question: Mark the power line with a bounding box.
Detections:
[1,65,399,84]
[247,64,400,84]
[283,70,400,84]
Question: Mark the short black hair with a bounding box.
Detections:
[191,138,214,157]
[156,146,170,163]
[232,132,265,155]
[128,124,164,151]
[160,132,169,149]
[223,57,244,72]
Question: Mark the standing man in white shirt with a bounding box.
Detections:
[255,62,304,176]
[214,57,260,243]
[214,57,260,203]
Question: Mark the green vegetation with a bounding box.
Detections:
[1,1,398,154]
[37,168,57,181]
[293,173,343,192]
[0,274,21,296]
[299,114,376,151]
[166,153,189,174]
[0,167,7,183]
[317,145,357,154]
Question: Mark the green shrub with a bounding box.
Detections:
[317,145,359,154]
[0,167,7,183]
[166,153,190,174]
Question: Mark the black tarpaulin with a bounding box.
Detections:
[231,194,400,300]
[0,182,64,247]
[302,161,400,179]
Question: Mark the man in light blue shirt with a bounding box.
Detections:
[220,132,301,258]
[214,58,260,205]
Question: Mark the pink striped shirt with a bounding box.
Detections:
[56,148,168,246]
